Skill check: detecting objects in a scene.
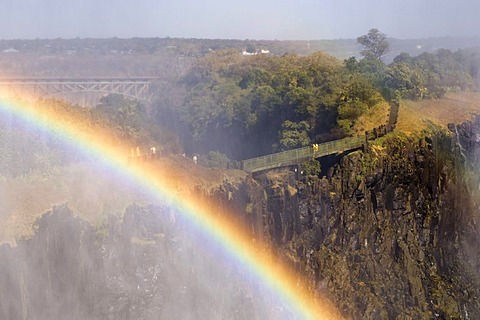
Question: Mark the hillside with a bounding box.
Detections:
[397,92,480,134]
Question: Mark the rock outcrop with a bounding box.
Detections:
[256,127,480,319]
[1,123,480,319]
[0,203,277,319]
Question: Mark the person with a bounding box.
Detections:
[193,155,197,164]
[150,146,157,159]
[136,146,141,157]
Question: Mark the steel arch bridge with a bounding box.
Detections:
[0,77,157,101]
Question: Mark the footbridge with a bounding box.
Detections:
[241,136,367,173]
[241,102,399,173]
[0,77,157,101]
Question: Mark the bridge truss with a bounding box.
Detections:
[0,77,156,101]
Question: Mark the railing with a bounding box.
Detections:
[242,136,366,173]
[241,101,401,173]
[0,76,158,82]
[0,77,156,101]
[388,102,399,126]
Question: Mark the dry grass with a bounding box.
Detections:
[396,92,480,135]
[352,100,391,134]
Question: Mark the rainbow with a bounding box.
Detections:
[0,93,341,319]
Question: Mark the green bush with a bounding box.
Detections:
[198,151,231,169]
[301,159,321,176]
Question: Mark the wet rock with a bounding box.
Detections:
[2,124,480,319]
[255,129,480,319]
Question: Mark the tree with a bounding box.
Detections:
[340,74,382,108]
[385,63,427,99]
[95,94,146,140]
[357,29,390,61]
[277,120,311,151]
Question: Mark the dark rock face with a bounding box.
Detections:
[0,207,100,320]
[0,202,278,320]
[257,129,480,319]
[2,125,480,319]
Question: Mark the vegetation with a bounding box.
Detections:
[386,48,478,99]
[353,30,480,101]
[2,35,480,176]
[0,96,178,177]
[198,151,231,169]
[150,31,480,163]
[301,159,321,176]
[156,50,384,160]
[357,28,390,61]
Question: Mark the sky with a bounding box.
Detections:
[0,0,479,40]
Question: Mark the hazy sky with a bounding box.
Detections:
[0,0,479,40]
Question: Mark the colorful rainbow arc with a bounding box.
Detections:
[0,94,341,320]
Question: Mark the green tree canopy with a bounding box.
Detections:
[357,28,390,61]
[158,50,385,159]
[277,120,311,151]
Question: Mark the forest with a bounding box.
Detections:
[1,30,480,176]
[154,30,480,162]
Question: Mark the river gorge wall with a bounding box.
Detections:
[1,122,480,319]
[255,123,480,319]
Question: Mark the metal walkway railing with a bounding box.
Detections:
[241,136,366,173]
[241,102,399,173]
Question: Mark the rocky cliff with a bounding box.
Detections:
[256,124,480,319]
[0,202,278,320]
[1,123,480,319]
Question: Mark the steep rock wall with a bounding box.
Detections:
[2,126,480,319]
[256,129,480,319]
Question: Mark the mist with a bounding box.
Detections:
[0,1,480,319]
[0,99,311,319]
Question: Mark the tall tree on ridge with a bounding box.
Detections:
[357,28,390,61]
